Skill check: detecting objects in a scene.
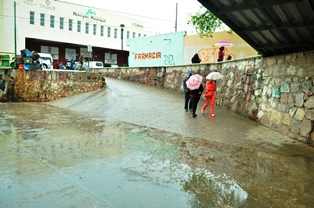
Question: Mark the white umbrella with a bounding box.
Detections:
[206,72,223,80]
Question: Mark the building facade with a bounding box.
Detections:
[0,0,153,67]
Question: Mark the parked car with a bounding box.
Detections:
[85,61,104,69]
[103,63,119,68]
[37,53,53,69]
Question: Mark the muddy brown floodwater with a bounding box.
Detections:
[1,78,314,208]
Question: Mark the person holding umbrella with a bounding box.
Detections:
[186,74,204,118]
[201,71,223,117]
[183,69,193,111]
[217,46,225,62]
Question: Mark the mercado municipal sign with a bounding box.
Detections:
[73,9,106,23]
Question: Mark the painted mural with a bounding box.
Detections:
[126,32,185,67]
[198,47,235,63]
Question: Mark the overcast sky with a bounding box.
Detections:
[65,0,203,34]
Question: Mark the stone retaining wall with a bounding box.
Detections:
[12,70,105,102]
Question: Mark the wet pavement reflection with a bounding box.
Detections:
[1,78,314,208]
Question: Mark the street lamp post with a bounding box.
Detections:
[120,24,125,67]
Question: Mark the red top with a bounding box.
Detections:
[204,80,216,97]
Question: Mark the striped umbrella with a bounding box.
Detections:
[214,40,234,48]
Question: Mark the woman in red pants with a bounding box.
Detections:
[201,79,217,117]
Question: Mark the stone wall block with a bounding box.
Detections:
[290,119,300,134]
[304,96,314,109]
[277,103,287,112]
[273,65,280,76]
[305,109,314,120]
[280,93,288,103]
[300,119,311,137]
[290,82,301,93]
[280,64,288,76]
[260,114,270,127]
[270,110,283,124]
[280,82,290,93]
[235,73,241,83]
[288,94,294,107]
[282,113,292,126]
[227,80,233,87]
[274,78,283,87]
[302,80,313,95]
[263,67,272,77]
[294,108,305,121]
[255,58,263,69]
[289,107,297,117]
[272,88,281,98]
[266,57,277,66]
[279,125,289,135]
[287,65,297,76]
[297,68,305,77]
[294,93,304,107]
[254,89,262,96]
[270,97,278,108]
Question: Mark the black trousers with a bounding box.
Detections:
[184,91,191,110]
[190,97,200,115]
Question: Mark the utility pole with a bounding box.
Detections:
[175,3,178,32]
[14,1,17,64]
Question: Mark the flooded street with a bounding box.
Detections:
[1,78,314,208]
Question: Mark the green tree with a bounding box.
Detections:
[188,6,224,37]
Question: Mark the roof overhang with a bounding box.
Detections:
[198,0,314,57]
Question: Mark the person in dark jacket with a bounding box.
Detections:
[183,69,193,111]
[191,53,201,64]
[190,82,204,118]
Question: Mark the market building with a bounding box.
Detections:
[0,0,154,68]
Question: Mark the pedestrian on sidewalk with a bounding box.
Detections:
[78,53,84,71]
[201,79,217,117]
[183,69,193,111]
[217,46,225,62]
[191,53,201,64]
[190,82,204,118]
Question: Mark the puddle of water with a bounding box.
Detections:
[1,101,314,208]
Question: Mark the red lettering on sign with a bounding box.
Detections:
[133,52,162,60]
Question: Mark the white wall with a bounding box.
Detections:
[0,0,153,54]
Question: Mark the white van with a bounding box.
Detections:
[37,53,53,69]
[85,61,104,69]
